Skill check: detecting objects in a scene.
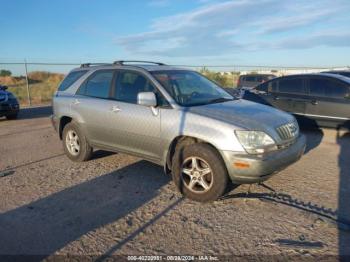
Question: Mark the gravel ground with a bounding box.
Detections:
[0,106,349,261]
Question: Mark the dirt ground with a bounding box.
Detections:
[0,106,349,261]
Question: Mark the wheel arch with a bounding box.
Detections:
[164,135,223,174]
[59,116,73,140]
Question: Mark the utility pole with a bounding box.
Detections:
[24,59,31,106]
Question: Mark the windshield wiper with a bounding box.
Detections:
[207,97,234,104]
[182,97,234,107]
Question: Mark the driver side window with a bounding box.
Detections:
[113,71,169,106]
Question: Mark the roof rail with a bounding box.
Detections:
[80,63,112,68]
[113,60,166,66]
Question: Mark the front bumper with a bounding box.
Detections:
[0,102,19,116]
[220,134,306,184]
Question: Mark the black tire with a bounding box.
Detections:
[172,143,229,202]
[6,113,18,120]
[62,122,93,162]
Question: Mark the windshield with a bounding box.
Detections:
[151,70,233,106]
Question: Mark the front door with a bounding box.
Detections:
[108,70,162,161]
[269,77,308,115]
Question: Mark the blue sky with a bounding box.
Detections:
[1,0,350,69]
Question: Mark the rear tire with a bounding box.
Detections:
[62,122,92,162]
[172,143,228,202]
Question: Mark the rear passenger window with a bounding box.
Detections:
[310,78,349,98]
[77,70,114,98]
[278,78,305,94]
[58,70,87,91]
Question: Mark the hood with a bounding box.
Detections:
[188,99,295,131]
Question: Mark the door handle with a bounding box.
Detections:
[111,105,121,113]
[273,96,279,100]
[311,100,318,105]
[72,99,80,105]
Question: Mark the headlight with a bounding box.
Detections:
[235,130,277,154]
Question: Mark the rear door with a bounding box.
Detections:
[71,70,116,145]
[305,76,350,125]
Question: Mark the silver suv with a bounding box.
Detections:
[51,61,306,202]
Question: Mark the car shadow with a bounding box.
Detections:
[299,126,324,154]
[337,129,350,258]
[91,150,116,160]
[298,119,350,258]
[1,151,115,173]
[0,160,172,259]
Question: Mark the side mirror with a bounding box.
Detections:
[137,92,157,107]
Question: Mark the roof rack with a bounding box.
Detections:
[113,60,166,66]
[80,63,112,68]
[80,61,166,68]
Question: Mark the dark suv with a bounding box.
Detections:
[243,73,350,128]
[0,85,19,120]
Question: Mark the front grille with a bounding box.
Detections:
[276,122,299,141]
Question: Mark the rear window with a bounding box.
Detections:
[278,78,305,94]
[58,70,87,91]
[244,76,256,82]
[256,76,269,82]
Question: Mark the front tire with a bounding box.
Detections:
[62,122,92,162]
[172,143,229,202]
